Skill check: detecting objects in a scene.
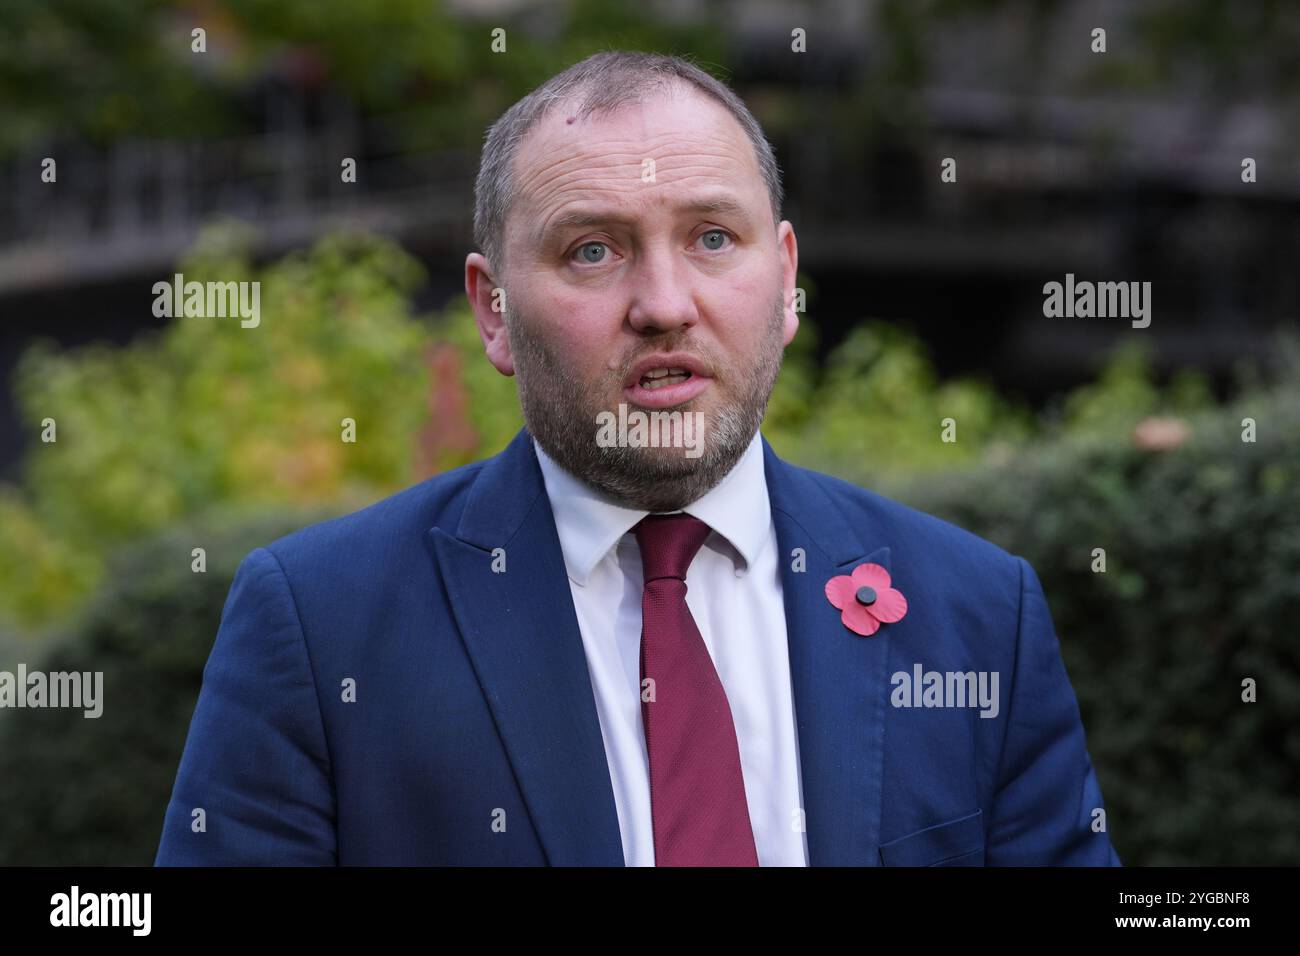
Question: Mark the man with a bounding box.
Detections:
[156,51,1120,866]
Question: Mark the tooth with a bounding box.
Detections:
[641,370,690,390]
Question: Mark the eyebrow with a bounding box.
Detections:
[534,195,754,247]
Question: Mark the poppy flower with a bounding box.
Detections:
[825,562,908,636]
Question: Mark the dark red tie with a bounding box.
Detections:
[633,513,759,867]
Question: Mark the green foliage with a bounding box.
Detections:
[0,506,336,866]
[0,0,726,159]
[764,321,1034,480]
[0,0,234,155]
[1060,342,1213,436]
[0,226,437,629]
[899,372,1300,865]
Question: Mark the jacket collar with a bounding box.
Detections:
[532,430,770,587]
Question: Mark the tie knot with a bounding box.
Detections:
[634,513,713,582]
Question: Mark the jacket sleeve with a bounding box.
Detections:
[155,546,338,865]
[985,556,1121,865]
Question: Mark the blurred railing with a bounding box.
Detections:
[0,105,479,295]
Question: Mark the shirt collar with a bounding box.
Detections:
[533,429,770,587]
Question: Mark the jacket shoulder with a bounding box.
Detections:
[259,458,488,572]
[791,463,1023,582]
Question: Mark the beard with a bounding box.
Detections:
[505,289,787,512]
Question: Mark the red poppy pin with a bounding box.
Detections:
[825,562,908,637]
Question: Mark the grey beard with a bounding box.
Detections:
[506,297,785,512]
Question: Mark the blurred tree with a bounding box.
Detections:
[0,0,236,156]
[1062,342,1214,437]
[762,320,1036,480]
[0,225,436,629]
[0,0,725,159]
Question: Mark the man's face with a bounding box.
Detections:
[466,85,799,511]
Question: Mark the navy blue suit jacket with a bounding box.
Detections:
[155,427,1121,866]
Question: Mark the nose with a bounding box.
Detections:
[625,244,700,334]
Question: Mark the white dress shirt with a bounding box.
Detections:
[533,431,810,866]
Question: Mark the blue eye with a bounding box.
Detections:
[573,242,608,263]
[699,229,731,250]
[570,231,730,264]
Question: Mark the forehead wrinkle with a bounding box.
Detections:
[516,139,742,203]
[531,118,746,157]
[524,161,755,235]
[511,152,642,223]
[514,118,751,195]
[537,160,741,207]
[530,173,755,250]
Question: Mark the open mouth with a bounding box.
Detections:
[638,367,693,390]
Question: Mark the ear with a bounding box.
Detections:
[465,252,515,376]
[776,221,800,346]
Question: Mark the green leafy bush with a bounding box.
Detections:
[0,505,336,865]
[763,320,1034,479]
[897,375,1300,865]
[0,228,437,630]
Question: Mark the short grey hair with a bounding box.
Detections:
[472,50,784,280]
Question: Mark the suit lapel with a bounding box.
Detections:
[426,429,624,865]
[763,436,890,866]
